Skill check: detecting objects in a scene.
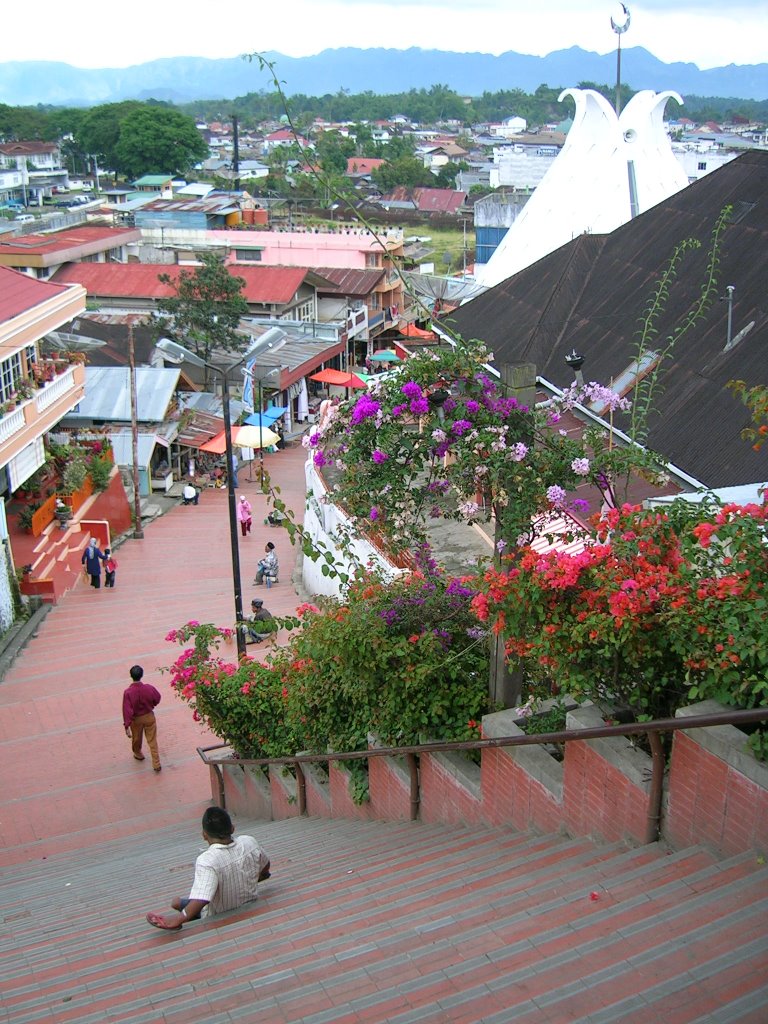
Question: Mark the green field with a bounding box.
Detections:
[411,226,475,275]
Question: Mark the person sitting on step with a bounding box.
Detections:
[246,598,275,644]
[253,542,279,586]
[145,806,270,931]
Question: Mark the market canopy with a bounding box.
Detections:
[234,425,280,449]
[398,323,436,339]
[310,368,367,389]
[199,425,280,454]
[370,349,401,362]
[243,405,289,428]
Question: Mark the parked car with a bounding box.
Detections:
[52,186,70,194]
[15,214,36,223]
[2,200,25,211]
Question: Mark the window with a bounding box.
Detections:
[366,253,379,268]
[234,248,263,262]
[698,161,707,171]
[1,352,22,402]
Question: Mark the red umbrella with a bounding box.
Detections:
[310,368,368,389]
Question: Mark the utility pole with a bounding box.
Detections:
[231,115,240,193]
[129,324,144,539]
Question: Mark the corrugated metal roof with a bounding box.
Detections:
[314,267,384,295]
[109,431,168,470]
[65,366,180,422]
[0,226,139,258]
[446,149,768,489]
[52,263,313,304]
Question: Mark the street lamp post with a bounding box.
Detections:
[157,336,278,658]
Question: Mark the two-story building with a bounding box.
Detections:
[0,142,69,205]
[0,226,142,280]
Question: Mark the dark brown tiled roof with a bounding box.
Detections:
[445,150,768,488]
[314,267,385,295]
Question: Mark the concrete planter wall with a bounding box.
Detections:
[666,700,768,857]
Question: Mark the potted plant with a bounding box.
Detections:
[54,499,73,527]
[18,502,42,533]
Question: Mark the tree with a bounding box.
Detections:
[77,101,144,175]
[113,106,208,179]
[154,254,251,380]
[372,155,433,191]
[315,130,356,175]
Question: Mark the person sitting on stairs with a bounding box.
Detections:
[146,806,270,931]
[253,541,279,585]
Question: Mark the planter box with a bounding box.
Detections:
[420,749,482,826]
[666,700,768,857]
[367,735,412,821]
[481,708,565,834]
[563,703,652,846]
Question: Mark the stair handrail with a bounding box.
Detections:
[196,706,768,844]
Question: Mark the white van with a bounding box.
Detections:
[14,214,36,223]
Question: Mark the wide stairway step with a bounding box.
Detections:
[0,817,766,1024]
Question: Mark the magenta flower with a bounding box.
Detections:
[370,506,380,521]
[401,381,423,400]
[372,449,389,464]
[351,394,380,424]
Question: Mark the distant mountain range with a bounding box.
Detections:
[1,46,766,108]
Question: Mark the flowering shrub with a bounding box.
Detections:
[165,549,491,774]
[472,500,768,754]
[309,337,664,549]
[164,621,301,757]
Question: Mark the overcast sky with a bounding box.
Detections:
[4,1,767,72]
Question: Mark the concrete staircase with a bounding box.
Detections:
[1,816,766,1024]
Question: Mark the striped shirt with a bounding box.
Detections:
[188,836,268,916]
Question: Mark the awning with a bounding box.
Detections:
[310,368,367,389]
[243,405,289,427]
[109,432,169,470]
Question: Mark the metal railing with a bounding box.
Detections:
[197,706,768,845]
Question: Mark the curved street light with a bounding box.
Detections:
[157,333,283,657]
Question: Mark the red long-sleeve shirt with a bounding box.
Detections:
[122,681,161,730]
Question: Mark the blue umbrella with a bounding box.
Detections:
[370,350,401,362]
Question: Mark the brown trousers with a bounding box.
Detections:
[130,712,160,769]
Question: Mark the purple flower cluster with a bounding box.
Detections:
[546,485,568,509]
[451,419,473,436]
[351,394,381,424]
[372,449,389,464]
[401,381,423,400]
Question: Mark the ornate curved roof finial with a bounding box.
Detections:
[611,3,631,115]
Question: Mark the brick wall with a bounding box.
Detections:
[420,752,483,827]
[269,765,300,819]
[367,751,412,821]
[666,701,768,857]
[328,762,376,821]
[212,701,767,858]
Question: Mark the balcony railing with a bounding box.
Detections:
[0,406,26,444]
[35,366,77,413]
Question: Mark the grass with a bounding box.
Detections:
[410,225,475,275]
